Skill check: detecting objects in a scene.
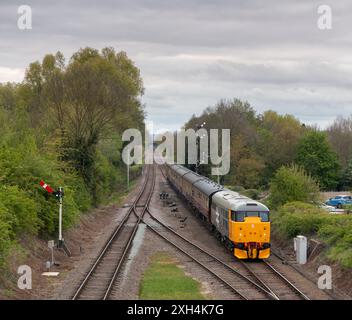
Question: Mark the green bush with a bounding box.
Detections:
[268,164,320,209]
[0,140,90,234]
[0,206,13,267]
[0,186,40,236]
[317,215,352,268]
[272,202,325,238]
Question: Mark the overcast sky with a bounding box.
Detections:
[1,0,352,131]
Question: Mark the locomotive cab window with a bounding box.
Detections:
[231,211,270,222]
[246,212,259,218]
[232,211,245,222]
[259,212,270,222]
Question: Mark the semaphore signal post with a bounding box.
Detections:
[39,180,70,256]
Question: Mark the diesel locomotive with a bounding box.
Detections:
[165,164,270,259]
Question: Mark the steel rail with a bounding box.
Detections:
[143,218,249,300]
[103,165,156,300]
[263,260,310,300]
[71,165,152,300]
[146,207,276,299]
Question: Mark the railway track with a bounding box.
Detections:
[71,165,155,300]
[239,260,310,300]
[158,165,310,300]
[143,207,275,300]
[152,166,284,299]
[72,164,311,300]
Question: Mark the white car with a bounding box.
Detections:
[317,202,345,214]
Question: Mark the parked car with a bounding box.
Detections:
[315,202,345,214]
[325,195,352,208]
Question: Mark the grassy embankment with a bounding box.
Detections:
[139,252,206,300]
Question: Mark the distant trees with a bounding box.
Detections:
[184,100,306,188]
[184,99,350,193]
[184,99,262,186]
[327,116,352,169]
[342,159,352,189]
[0,83,17,110]
[295,131,340,190]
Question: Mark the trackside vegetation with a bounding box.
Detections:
[267,165,320,210]
[271,202,352,268]
[268,165,352,268]
[0,47,144,268]
[139,252,206,300]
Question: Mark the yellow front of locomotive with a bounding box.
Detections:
[228,207,271,259]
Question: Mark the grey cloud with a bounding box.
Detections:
[1,0,352,131]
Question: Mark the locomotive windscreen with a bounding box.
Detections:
[232,211,269,222]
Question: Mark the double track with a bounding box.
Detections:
[72,164,310,300]
[72,165,155,300]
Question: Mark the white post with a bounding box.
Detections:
[59,187,63,242]
[295,235,307,264]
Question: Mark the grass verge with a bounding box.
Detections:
[139,252,206,300]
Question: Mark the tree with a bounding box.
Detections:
[342,159,352,189]
[327,116,352,169]
[234,157,265,189]
[56,48,144,202]
[257,111,305,185]
[184,99,261,187]
[268,165,320,209]
[18,47,145,204]
[295,131,340,190]
[0,83,17,110]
